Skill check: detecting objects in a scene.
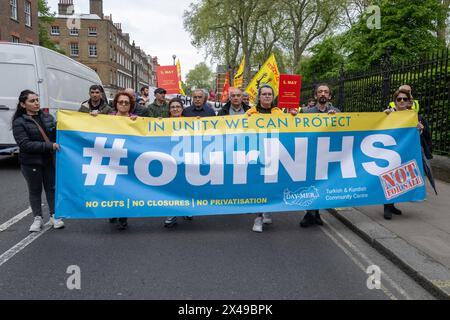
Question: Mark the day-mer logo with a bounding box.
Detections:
[283,187,320,206]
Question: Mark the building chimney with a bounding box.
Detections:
[90,0,103,18]
[58,0,74,15]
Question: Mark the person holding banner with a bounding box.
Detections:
[12,90,64,232]
[164,98,195,228]
[182,89,216,117]
[300,84,340,228]
[383,89,433,220]
[247,84,283,233]
[107,91,138,230]
[218,88,250,116]
[246,84,283,117]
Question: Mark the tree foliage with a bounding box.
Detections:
[344,0,446,70]
[38,0,65,54]
[185,62,214,91]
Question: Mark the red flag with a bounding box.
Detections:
[221,72,230,103]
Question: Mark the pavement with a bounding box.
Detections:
[329,179,450,299]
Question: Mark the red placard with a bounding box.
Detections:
[278,74,302,109]
[156,66,180,94]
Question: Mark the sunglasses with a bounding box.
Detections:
[396,97,410,102]
[193,96,203,99]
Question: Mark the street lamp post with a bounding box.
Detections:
[172,54,176,66]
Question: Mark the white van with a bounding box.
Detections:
[0,43,102,154]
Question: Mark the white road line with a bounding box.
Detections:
[322,215,413,300]
[0,207,32,232]
[0,222,51,268]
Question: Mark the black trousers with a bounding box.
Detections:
[21,163,55,218]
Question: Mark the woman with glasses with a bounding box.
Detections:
[245,84,283,233]
[164,98,194,228]
[12,90,64,232]
[106,91,138,230]
[383,89,433,220]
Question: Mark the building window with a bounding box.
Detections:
[70,43,79,56]
[88,27,97,36]
[10,0,18,20]
[24,1,32,27]
[89,44,97,57]
[11,36,20,43]
[51,26,60,35]
[70,28,79,36]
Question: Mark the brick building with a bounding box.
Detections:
[0,0,39,44]
[49,0,156,99]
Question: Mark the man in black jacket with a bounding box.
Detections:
[218,87,250,116]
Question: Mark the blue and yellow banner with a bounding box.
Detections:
[55,110,426,219]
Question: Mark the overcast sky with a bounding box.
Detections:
[47,0,209,78]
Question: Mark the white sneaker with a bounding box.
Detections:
[262,213,273,224]
[29,216,43,232]
[50,215,65,229]
[252,217,263,233]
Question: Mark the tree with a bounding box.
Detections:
[298,36,345,81]
[436,0,450,46]
[185,63,214,91]
[38,0,65,54]
[279,0,345,71]
[184,0,276,86]
[344,0,445,70]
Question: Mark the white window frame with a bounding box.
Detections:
[11,35,20,43]
[51,26,60,35]
[24,1,31,27]
[89,44,97,57]
[70,43,79,56]
[10,0,18,20]
[70,28,79,36]
[88,27,97,37]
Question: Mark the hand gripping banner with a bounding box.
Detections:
[55,110,426,219]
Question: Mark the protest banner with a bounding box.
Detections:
[176,60,186,96]
[234,56,245,89]
[245,54,280,105]
[156,66,180,94]
[55,110,425,219]
[278,74,302,109]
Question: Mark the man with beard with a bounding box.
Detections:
[300,84,340,228]
[140,85,151,107]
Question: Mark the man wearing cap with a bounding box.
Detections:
[148,88,169,118]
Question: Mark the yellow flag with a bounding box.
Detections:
[176,59,186,96]
[245,54,280,105]
[233,56,245,89]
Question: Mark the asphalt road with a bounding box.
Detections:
[0,155,434,300]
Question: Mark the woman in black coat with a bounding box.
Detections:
[12,90,64,232]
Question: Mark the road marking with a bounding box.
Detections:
[321,214,413,300]
[0,207,32,232]
[0,222,51,268]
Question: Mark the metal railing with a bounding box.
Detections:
[301,49,450,156]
